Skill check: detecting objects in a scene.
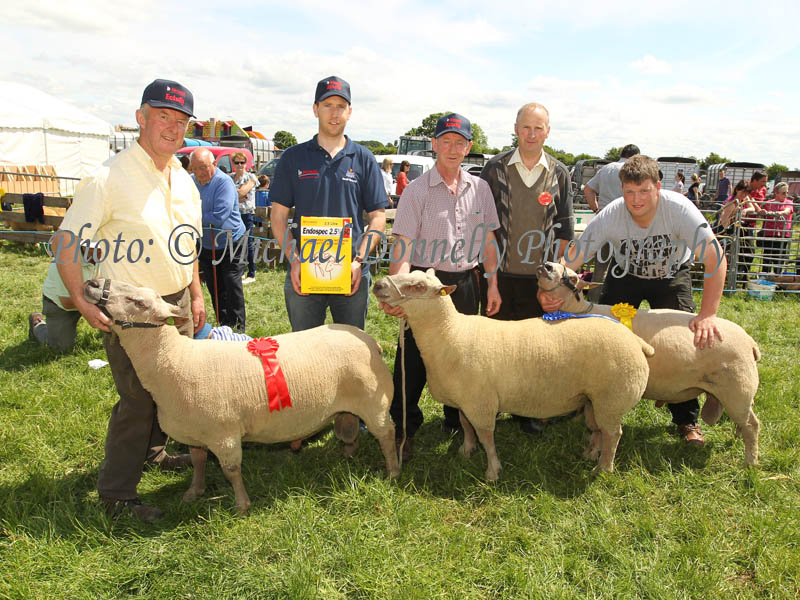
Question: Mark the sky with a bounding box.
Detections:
[4,0,799,168]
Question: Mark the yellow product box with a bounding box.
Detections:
[300,216,352,294]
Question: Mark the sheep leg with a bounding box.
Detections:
[737,409,760,466]
[583,403,602,462]
[375,431,401,478]
[474,427,502,481]
[458,410,477,459]
[595,423,623,473]
[182,446,208,503]
[210,439,251,515]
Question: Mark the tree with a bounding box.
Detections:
[470,123,489,154]
[272,130,297,150]
[699,152,730,170]
[604,147,622,161]
[767,162,789,180]
[354,140,398,155]
[405,113,447,137]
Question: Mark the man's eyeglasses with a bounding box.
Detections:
[233,161,246,165]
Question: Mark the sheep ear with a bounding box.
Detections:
[439,285,456,296]
[426,268,436,277]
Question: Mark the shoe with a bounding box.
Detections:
[101,497,164,522]
[28,312,44,341]
[517,417,545,436]
[677,424,705,447]
[395,437,414,461]
[149,453,192,472]
[242,276,256,285]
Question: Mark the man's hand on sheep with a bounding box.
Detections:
[379,301,407,319]
[77,298,113,333]
[537,289,563,313]
[688,313,723,349]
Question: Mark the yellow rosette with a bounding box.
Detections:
[611,303,637,331]
[0,187,6,199]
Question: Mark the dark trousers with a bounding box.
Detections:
[601,263,699,426]
[97,289,191,500]
[492,272,543,320]
[240,213,257,278]
[199,245,246,332]
[391,267,478,438]
[758,234,789,274]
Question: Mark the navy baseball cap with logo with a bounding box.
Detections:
[434,113,472,140]
[141,79,194,117]
[314,76,351,104]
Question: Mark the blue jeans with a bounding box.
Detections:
[283,269,371,332]
[240,212,256,278]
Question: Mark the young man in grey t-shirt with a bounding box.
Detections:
[540,154,727,447]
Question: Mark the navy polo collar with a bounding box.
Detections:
[312,134,355,158]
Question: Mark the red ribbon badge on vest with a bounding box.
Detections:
[538,191,553,206]
[247,337,292,412]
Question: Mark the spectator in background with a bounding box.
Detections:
[179,154,191,171]
[757,182,794,273]
[191,147,247,332]
[672,171,685,194]
[396,160,410,196]
[716,180,759,275]
[380,157,394,206]
[257,175,270,190]
[687,173,701,206]
[231,151,258,284]
[716,168,731,208]
[29,241,102,352]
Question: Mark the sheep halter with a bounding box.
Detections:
[247,338,292,412]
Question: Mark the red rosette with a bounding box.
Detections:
[247,337,292,412]
[538,191,553,206]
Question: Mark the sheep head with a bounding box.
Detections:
[83,278,184,327]
[372,269,456,307]
[535,262,595,312]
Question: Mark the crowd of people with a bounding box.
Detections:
[24,75,795,522]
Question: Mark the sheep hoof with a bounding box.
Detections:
[235,503,251,516]
[458,443,474,458]
[183,487,205,503]
[342,440,359,458]
[485,468,501,482]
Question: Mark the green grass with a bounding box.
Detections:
[1,240,799,599]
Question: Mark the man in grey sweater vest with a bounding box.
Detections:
[480,103,574,435]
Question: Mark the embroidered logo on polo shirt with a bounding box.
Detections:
[342,168,358,184]
[298,169,319,180]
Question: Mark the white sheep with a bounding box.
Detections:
[536,261,761,465]
[372,269,654,480]
[83,278,400,515]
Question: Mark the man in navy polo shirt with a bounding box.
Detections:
[191,147,247,332]
[270,75,387,331]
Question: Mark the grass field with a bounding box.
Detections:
[1,240,799,599]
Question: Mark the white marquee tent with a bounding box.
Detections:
[0,82,113,180]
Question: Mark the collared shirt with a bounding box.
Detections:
[760,196,794,237]
[587,158,627,211]
[392,166,499,272]
[269,135,387,258]
[59,142,201,296]
[194,168,245,250]
[507,148,549,188]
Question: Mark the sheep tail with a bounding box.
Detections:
[638,337,655,358]
[752,343,761,362]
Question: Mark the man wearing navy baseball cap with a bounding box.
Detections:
[269,76,386,334]
[377,112,503,458]
[54,78,204,521]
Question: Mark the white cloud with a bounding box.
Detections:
[631,55,672,75]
